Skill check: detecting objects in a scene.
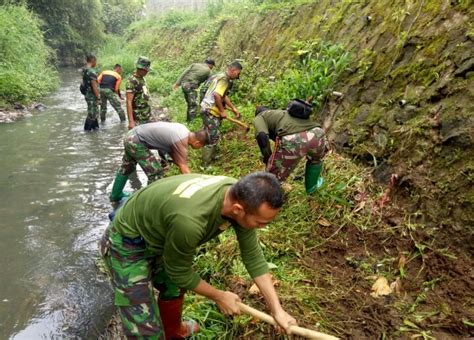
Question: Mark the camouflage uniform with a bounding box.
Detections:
[201,111,222,146]
[118,130,163,184]
[83,67,99,120]
[126,74,153,125]
[267,127,327,181]
[100,88,125,121]
[99,226,181,339]
[182,84,199,121]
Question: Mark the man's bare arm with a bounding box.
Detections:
[126,92,135,130]
[253,273,297,333]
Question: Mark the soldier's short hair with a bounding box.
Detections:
[114,64,122,69]
[86,54,96,62]
[228,61,243,70]
[255,105,270,116]
[194,130,210,145]
[229,172,283,214]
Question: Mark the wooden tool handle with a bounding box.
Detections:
[237,302,339,340]
[226,116,250,132]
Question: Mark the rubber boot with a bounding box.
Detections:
[201,146,216,167]
[92,118,100,129]
[109,173,130,202]
[84,117,95,131]
[186,111,196,122]
[158,294,199,339]
[305,161,324,194]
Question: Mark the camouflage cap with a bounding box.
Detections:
[136,56,151,71]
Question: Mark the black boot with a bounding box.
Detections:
[84,117,94,131]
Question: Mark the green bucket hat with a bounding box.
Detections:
[136,56,151,71]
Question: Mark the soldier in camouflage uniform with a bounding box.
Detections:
[100,173,297,339]
[82,55,101,131]
[109,122,209,202]
[98,64,126,122]
[173,59,215,121]
[254,106,328,194]
[126,57,154,130]
[200,61,242,165]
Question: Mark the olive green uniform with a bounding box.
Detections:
[254,109,327,182]
[175,63,212,121]
[100,174,269,338]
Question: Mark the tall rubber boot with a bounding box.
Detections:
[201,146,216,166]
[158,294,199,339]
[84,117,94,131]
[305,161,324,194]
[109,173,130,202]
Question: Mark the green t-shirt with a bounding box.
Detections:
[112,174,269,290]
[176,63,212,88]
[254,109,319,138]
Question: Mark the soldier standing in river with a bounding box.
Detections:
[82,54,101,131]
[98,64,126,123]
[126,57,154,130]
[173,59,215,122]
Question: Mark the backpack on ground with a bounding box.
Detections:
[287,99,313,119]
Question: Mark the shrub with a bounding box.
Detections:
[0,4,58,104]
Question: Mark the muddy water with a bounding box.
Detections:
[0,69,144,339]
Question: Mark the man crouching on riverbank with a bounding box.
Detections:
[100,172,297,339]
[109,121,209,202]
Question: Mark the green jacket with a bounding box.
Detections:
[254,109,319,139]
[112,174,269,290]
[176,63,212,88]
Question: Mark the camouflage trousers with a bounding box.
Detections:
[267,127,327,181]
[100,88,125,122]
[118,131,163,184]
[99,226,183,339]
[133,107,153,125]
[85,92,99,120]
[181,83,199,121]
[202,111,222,146]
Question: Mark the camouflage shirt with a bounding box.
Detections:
[126,74,152,123]
[83,67,98,95]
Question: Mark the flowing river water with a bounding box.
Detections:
[0,69,146,339]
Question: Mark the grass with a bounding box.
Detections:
[98,1,474,338]
[0,4,58,105]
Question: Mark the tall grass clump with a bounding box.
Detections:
[254,41,351,109]
[0,5,58,104]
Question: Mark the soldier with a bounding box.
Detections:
[98,64,126,122]
[126,57,153,130]
[173,59,215,122]
[100,172,297,339]
[109,121,209,202]
[82,54,101,131]
[200,61,242,165]
[254,104,327,194]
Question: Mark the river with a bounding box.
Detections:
[0,68,144,339]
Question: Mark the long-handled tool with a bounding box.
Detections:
[237,302,339,340]
[225,108,250,132]
[226,116,250,132]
